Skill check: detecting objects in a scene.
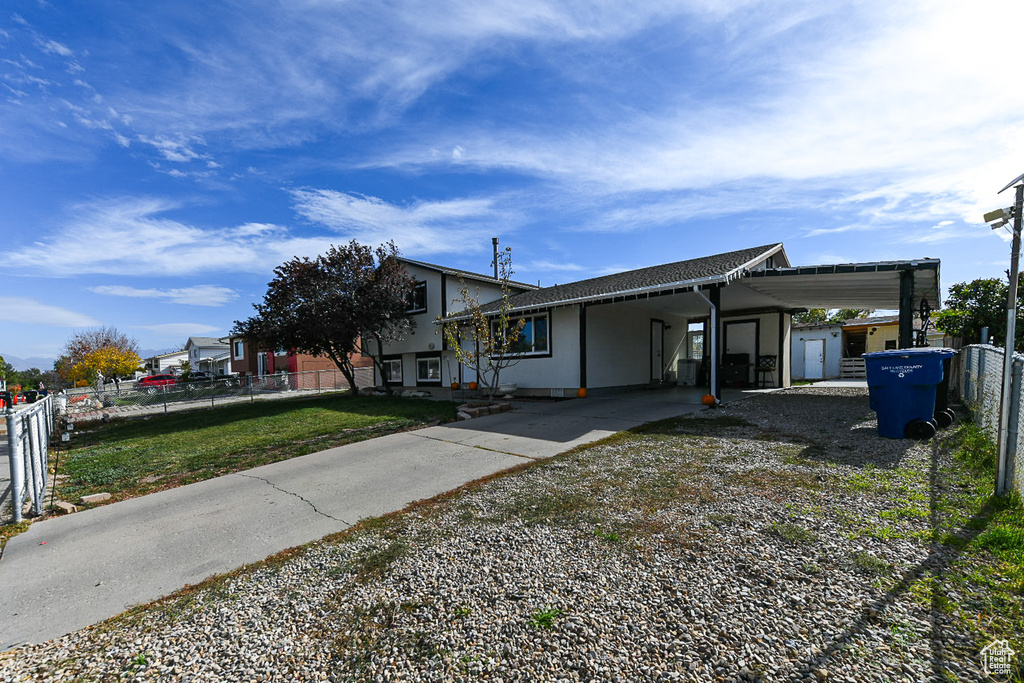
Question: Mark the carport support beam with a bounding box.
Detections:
[898,269,914,349]
[695,286,722,402]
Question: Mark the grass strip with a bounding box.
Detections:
[54,394,458,505]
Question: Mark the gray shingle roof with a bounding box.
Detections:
[187,336,228,348]
[398,257,538,291]
[477,243,784,314]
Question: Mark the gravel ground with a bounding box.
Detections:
[0,386,1008,681]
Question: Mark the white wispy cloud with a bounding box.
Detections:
[5,197,294,276]
[369,1,1024,234]
[36,38,72,57]
[90,285,239,306]
[0,297,99,327]
[137,134,205,163]
[524,260,586,272]
[290,189,508,255]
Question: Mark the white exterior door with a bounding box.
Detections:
[804,339,825,380]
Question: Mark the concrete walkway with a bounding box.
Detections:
[0,388,738,650]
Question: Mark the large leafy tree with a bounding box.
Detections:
[55,326,142,384]
[793,309,870,325]
[232,240,415,395]
[935,277,1023,349]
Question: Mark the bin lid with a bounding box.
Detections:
[863,347,955,359]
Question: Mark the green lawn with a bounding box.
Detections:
[55,394,459,505]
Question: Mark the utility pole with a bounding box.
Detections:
[989,173,1024,496]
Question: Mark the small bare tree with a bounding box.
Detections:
[440,247,525,402]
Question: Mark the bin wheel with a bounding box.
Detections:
[934,410,953,429]
[905,419,937,440]
[943,408,956,425]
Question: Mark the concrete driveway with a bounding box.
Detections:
[0,387,724,650]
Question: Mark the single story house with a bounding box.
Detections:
[368,243,942,401]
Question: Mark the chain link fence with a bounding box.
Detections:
[960,344,1022,493]
[58,368,375,421]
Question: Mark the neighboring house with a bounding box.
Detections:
[225,336,373,377]
[368,243,943,400]
[185,336,232,375]
[145,350,188,375]
[792,315,950,381]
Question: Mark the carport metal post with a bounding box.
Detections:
[898,270,914,349]
[695,286,721,402]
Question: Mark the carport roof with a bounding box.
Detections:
[476,243,788,314]
[465,244,941,317]
[741,259,941,310]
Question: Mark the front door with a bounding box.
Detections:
[804,339,825,379]
[651,320,665,382]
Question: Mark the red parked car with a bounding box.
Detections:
[135,374,178,393]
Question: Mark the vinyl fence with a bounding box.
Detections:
[4,393,55,523]
[59,367,375,420]
[960,344,1022,493]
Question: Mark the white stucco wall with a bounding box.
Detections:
[721,312,786,386]
[585,304,689,389]
[496,307,580,390]
[380,265,513,357]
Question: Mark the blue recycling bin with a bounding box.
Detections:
[863,348,956,439]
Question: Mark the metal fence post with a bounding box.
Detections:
[1007,355,1023,495]
[26,412,42,517]
[7,405,24,524]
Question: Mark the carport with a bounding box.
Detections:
[707,257,942,399]
[441,243,942,402]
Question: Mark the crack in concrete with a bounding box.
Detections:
[236,473,351,524]
[409,431,536,460]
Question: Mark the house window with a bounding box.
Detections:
[416,356,441,383]
[383,358,403,384]
[407,281,427,314]
[493,313,549,356]
[233,341,244,360]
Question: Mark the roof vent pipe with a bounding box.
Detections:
[492,237,499,279]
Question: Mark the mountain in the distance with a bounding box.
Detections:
[1,354,57,371]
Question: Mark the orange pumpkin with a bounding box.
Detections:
[451,382,460,390]
[577,387,588,398]
[701,394,717,406]
[468,381,478,390]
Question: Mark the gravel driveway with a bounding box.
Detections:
[0,386,1011,681]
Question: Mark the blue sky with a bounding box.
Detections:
[2,0,1022,366]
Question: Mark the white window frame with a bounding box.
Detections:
[233,341,244,360]
[416,356,441,383]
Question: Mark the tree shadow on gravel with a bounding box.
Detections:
[788,434,1017,681]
